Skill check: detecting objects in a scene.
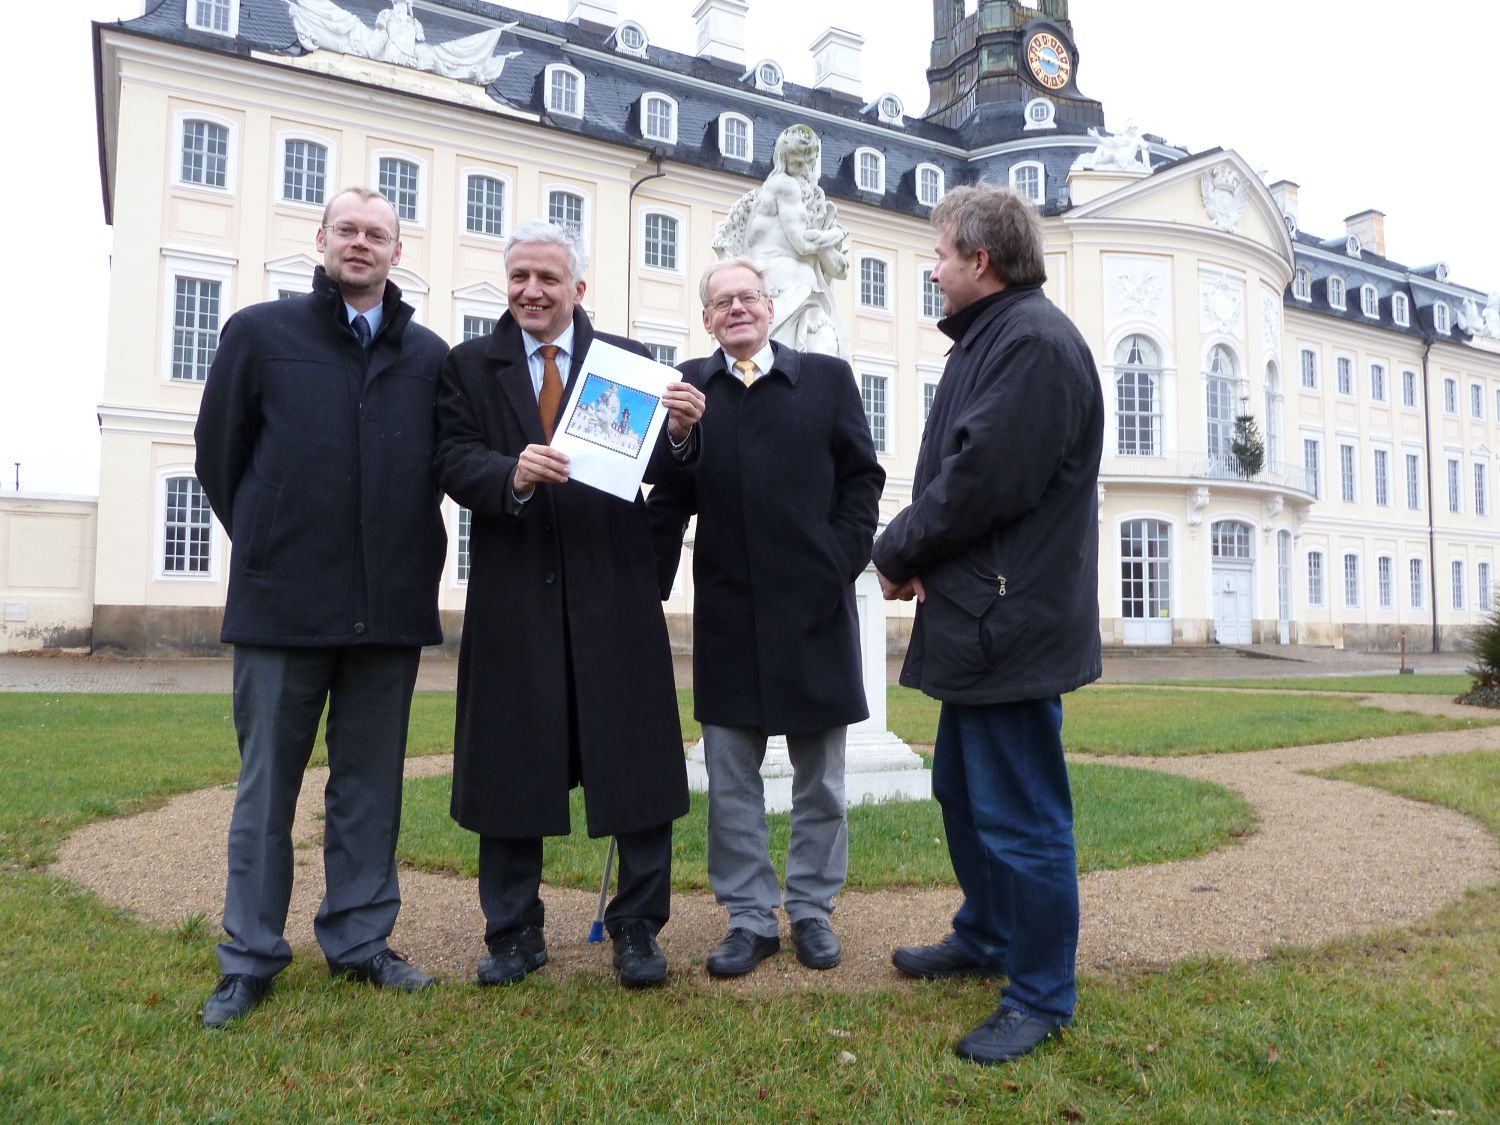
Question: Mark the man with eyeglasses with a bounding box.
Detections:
[646,258,883,977]
[193,187,449,1027]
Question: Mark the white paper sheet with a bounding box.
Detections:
[550,339,673,501]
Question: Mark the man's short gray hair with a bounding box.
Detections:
[505,219,589,282]
[931,184,1047,286]
[698,256,766,306]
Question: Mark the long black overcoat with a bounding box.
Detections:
[647,344,885,735]
[435,308,689,839]
[194,268,448,647]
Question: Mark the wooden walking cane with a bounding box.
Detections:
[587,836,616,943]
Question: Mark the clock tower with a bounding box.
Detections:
[925,0,1104,138]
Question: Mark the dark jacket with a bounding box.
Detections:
[647,344,885,735]
[194,267,448,647]
[871,284,1103,704]
[435,307,690,839]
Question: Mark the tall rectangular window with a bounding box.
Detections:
[462,315,495,342]
[918,165,942,206]
[181,119,228,187]
[1307,551,1324,607]
[465,175,506,236]
[1481,562,1493,610]
[859,258,888,308]
[1343,554,1360,608]
[923,381,938,423]
[548,190,584,237]
[1373,448,1389,506]
[921,269,943,319]
[1304,438,1320,498]
[378,157,419,222]
[860,373,887,453]
[282,139,327,204]
[1377,556,1393,608]
[643,213,678,270]
[171,277,221,382]
[1370,364,1386,402]
[721,116,749,160]
[1300,349,1317,389]
[1340,443,1356,503]
[549,68,580,116]
[1473,384,1485,419]
[1406,453,1421,509]
[1477,462,1488,516]
[163,477,212,574]
[643,96,675,142]
[1448,458,1462,513]
[456,507,472,583]
[1410,558,1425,608]
[1335,356,1353,396]
[1403,369,1418,407]
[1444,377,1458,413]
[1452,560,1465,609]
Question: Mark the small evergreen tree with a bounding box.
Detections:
[1231,413,1265,478]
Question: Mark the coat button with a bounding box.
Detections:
[544,573,555,584]
[353,622,366,635]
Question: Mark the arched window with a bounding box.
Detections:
[1114,335,1160,456]
[1205,345,1238,476]
[1211,520,1253,559]
[1291,267,1311,301]
[545,64,584,117]
[1264,361,1283,466]
[1010,161,1044,204]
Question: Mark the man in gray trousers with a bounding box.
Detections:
[648,258,884,975]
[193,187,449,1026]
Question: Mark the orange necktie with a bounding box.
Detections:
[734,358,757,386]
[538,344,563,441]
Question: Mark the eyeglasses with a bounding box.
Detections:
[708,290,766,313]
[323,222,396,247]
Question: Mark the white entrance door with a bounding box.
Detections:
[1121,519,1172,644]
[1213,566,1253,644]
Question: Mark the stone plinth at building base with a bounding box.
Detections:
[685,730,932,813]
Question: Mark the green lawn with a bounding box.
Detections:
[1135,674,1474,695]
[1,692,1496,1119]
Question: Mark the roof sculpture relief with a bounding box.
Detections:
[286,0,521,85]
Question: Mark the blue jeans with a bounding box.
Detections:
[933,696,1078,1022]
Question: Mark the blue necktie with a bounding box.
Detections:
[352,314,372,348]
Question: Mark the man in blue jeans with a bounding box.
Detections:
[873,184,1103,1064]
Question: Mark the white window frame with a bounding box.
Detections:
[917,363,943,427]
[1409,556,1425,609]
[1010,160,1045,205]
[1299,347,1318,389]
[1402,368,1418,409]
[1339,442,1357,503]
[1448,456,1463,513]
[1023,97,1057,130]
[749,59,784,94]
[172,109,237,194]
[1481,562,1493,611]
[545,185,592,241]
[459,167,513,241]
[1306,549,1325,607]
[1452,559,1466,610]
[854,147,885,194]
[371,150,427,229]
[915,163,945,208]
[1444,376,1458,414]
[275,131,335,210]
[1477,460,1489,517]
[1392,292,1410,327]
[919,267,943,321]
[856,354,897,456]
[1327,275,1345,310]
[453,503,473,587]
[1405,451,1422,510]
[640,92,678,145]
[613,20,649,57]
[186,0,239,38]
[872,93,905,125]
[718,112,752,162]
[630,317,690,371]
[1343,552,1361,609]
[264,252,318,301]
[160,246,235,385]
[544,64,585,118]
[155,468,220,582]
[858,254,892,311]
[1291,268,1311,301]
[453,281,507,344]
[1369,362,1386,402]
[1303,436,1322,499]
[860,369,890,453]
[1335,353,1354,397]
[1471,382,1485,419]
[640,207,685,275]
[1377,555,1393,609]
[1372,446,1390,507]
[1435,301,1451,334]
[1360,284,1379,318]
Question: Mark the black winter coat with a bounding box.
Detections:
[872,284,1104,704]
[435,308,689,839]
[647,344,884,735]
[194,268,448,647]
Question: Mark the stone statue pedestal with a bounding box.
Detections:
[684,565,932,813]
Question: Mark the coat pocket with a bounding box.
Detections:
[241,478,284,574]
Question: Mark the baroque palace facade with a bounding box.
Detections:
[85,0,1500,652]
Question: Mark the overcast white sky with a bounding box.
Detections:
[3,0,1496,496]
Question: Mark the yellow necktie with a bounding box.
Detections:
[538,344,563,441]
[734,358,757,386]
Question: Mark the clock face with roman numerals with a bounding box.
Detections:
[1027,31,1072,90]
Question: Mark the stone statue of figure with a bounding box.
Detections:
[1072,124,1151,172]
[287,0,521,86]
[712,125,851,359]
[1484,293,1500,339]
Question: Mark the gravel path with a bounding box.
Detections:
[49,693,1500,993]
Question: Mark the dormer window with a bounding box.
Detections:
[855,147,885,194]
[748,59,784,94]
[1360,284,1379,318]
[1435,301,1451,334]
[719,113,752,162]
[641,93,678,145]
[187,0,238,36]
[1283,212,1298,237]
[1393,292,1410,327]
[1346,235,1362,258]
[1292,267,1311,301]
[1010,160,1044,205]
[613,21,648,57]
[1328,275,1346,310]
[545,64,584,118]
[916,163,944,208]
[1023,97,1056,130]
[868,93,903,125]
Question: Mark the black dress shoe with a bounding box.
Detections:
[705,928,780,978]
[478,925,547,986]
[612,920,668,988]
[201,973,271,1028]
[791,918,841,970]
[332,948,435,992]
[954,1006,1065,1064]
[892,933,1003,980]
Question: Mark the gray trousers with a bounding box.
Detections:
[217,644,420,978]
[702,724,847,938]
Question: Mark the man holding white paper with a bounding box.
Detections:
[435,219,704,990]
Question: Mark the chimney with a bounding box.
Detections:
[566,0,618,31]
[810,27,863,98]
[1344,209,1386,257]
[1268,179,1298,221]
[692,0,749,67]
